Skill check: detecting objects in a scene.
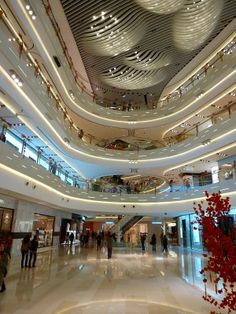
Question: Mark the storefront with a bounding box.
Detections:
[32,213,55,248]
[60,214,85,244]
[0,207,14,234]
[218,156,236,181]
[178,214,203,250]
[177,210,235,251]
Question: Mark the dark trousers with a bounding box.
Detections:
[108,248,112,259]
[141,242,145,251]
[21,251,29,268]
[0,279,6,292]
[29,251,37,267]
[162,245,168,253]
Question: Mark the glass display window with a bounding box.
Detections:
[32,213,55,248]
[0,208,13,232]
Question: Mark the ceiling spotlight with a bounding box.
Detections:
[202,139,211,146]
[69,90,75,100]
[10,70,23,88]
[25,4,30,10]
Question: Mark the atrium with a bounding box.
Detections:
[0,0,236,313]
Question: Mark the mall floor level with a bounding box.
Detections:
[0,245,229,314]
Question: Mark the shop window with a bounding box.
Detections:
[32,213,55,248]
[0,208,13,232]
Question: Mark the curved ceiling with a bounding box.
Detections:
[135,0,185,15]
[124,50,173,71]
[60,0,236,104]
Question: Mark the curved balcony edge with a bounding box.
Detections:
[0,141,236,216]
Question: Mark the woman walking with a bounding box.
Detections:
[21,234,31,268]
[150,234,157,252]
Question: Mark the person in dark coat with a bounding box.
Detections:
[0,246,9,292]
[150,234,157,252]
[140,233,146,251]
[69,233,74,246]
[162,235,168,253]
[21,234,31,268]
[29,235,38,268]
[51,161,57,175]
[96,233,102,251]
[107,233,113,259]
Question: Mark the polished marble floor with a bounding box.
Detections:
[0,244,226,314]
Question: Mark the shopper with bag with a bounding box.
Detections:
[21,234,31,268]
[29,235,39,268]
[150,234,157,252]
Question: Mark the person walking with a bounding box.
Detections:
[162,235,168,253]
[140,233,146,252]
[0,245,9,292]
[65,232,70,245]
[28,235,38,268]
[150,234,157,252]
[107,233,113,259]
[21,234,31,268]
[69,232,74,247]
[51,160,57,175]
[169,179,174,192]
[48,158,53,172]
[96,233,102,251]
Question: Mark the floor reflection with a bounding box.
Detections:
[55,300,200,314]
[0,245,220,314]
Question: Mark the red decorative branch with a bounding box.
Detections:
[192,192,236,313]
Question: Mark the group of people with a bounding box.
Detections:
[21,235,39,268]
[0,233,39,293]
[140,233,168,253]
[77,230,116,259]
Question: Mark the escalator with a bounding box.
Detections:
[121,215,143,234]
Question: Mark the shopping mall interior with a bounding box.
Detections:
[0,0,236,313]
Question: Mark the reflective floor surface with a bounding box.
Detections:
[0,245,226,314]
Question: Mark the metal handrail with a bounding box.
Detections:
[164,101,236,144]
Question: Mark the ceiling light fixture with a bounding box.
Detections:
[10,70,23,88]
[25,3,36,20]
[202,139,211,146]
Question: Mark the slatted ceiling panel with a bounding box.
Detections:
[60,0,236,103]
